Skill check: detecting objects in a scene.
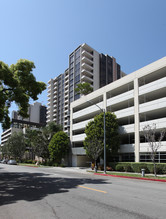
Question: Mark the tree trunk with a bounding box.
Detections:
[154,161,157,177]
[94,160,97,173]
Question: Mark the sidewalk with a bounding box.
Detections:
[52,166,92,174]
[52,167,166,182]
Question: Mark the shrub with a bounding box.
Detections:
[25,159,33,164]
[115,164,125,172]
[98,162,166,174]
[146,164,154,173]
[161,164,166,174]
[131,163,149,173]
[108,162,118,171]
[122,163,133,172]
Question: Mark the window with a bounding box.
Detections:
[69,73,73,80]
[69,79,73,85]
[70,55,74,63]
[75,49,80,59]
[74,94,80,100]
[75,75,80,84]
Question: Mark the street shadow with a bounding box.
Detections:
[0,171,108,206]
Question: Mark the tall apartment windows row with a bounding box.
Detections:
[75,75,80,84]
[70,55,74,63]
[70,62,74,68]
[75,48,80,59]
[69,73,73,80]
[75,57,80,65]
[70,96,73,103]
[69,79,73,85]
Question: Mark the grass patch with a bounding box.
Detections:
[19,163,38,167]
[88,170,166,180]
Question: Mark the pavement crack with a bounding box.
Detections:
[45,198,60,219]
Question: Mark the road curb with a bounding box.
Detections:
[94,173,166,182]
[20,165,39,168]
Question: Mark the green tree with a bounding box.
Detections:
[75,82,93,95]
[25,129,44,160]
[0,59,46,129]
[1,142,11,158]
[48,131,69,164]
[25,122,62,161]
[84,111,119,168]
[5,132,26,160]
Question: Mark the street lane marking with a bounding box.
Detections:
[78,185,107,193]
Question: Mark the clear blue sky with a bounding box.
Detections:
[0,0,166,138]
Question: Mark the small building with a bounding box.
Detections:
[1,102,46,147]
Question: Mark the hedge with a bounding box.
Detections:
[108,162,166,174]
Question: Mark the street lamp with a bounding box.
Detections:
[88,101,106,174]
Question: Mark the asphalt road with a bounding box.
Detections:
[0,164,166,219]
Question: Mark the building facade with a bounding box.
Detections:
[47,43,124,133]
[70,57,166,167]
[1,102,46,146]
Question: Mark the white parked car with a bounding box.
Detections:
[7,160,17,165]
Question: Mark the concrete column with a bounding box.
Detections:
[70,108,73,142]
[134,78,140,162]
[103,92,107,111]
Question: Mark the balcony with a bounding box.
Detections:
[46,114,50,119]
[47,92,51,98]
[81,75,93,84]
[64,109,68,114]
[72,147,86,155]
[65,74,69,80]
[81,62,93,71]
[114,106,134,119]
[81,49,93,59]
[53,90,57,95]
[140,141,166,152]
[139,77,166,96]
[72,133,86,142]
[119,124,134,134]
[81,56,93,66]
[139,97,166,114]
[64,99,68,104]
[72,119,93,131]
[65,84,69,90]
[107,90,134,107]
[73,102,103,120]
[81,69,93,78]
[47,118,51,123]
[47,109,50,114]
[140,117,166,131]
[48,84,51,89]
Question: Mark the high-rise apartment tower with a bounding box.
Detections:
[47,43,124,133]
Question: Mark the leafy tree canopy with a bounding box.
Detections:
[48,131,69,163]
[3,132,26,160]
[25,122,62,160]
[84,111,120,161]
[75,82,93,95]
[0,59,46,129]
